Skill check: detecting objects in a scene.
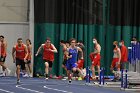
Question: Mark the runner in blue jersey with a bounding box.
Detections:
[66,38,84,83]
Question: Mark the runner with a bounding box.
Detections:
[89,38,101,80]
[60,40,68,77]
[119,40,128,70]
[77,40,85,70]
[36,37,57,80]
[110,41,121,81]
[66,38,84,83]
[0,35,11,76]
[25,39,32,77]
[12,38,28,84]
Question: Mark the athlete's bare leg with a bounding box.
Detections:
[91,65,96,79]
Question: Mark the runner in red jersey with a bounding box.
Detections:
[60,40,68,77]
[0,35,11,76]
[89,38,101,80]
[119,40,128,70]
[77,40,85,70]
[25,39,32,77]
[12,38,28,84]
[36,37,57,80]
[110,41,121,81]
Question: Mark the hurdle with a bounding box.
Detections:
[86,66,90,84]
[85,66,104,85]
[121,42,140,91]
[121,69,140,91]
[85,67,122,87]
[99,68,105,86]
[99,69,121,88]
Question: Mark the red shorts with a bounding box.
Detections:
[77,59,84,69]
[111,58,120,68]
[90,53,101,66]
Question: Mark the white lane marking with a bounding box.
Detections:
[44,86,73,93]
[0,80,44,82]
[43,84,68,86]
[101,85,120,88]
[0,83,15,84]
[0,89,14,93]
[16,85,44,93]
[121,88,140,93]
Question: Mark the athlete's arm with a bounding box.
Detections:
[35,44,43,56]
[117,48,121,64]
[77,47,83,59]
[65,50,71,59]
[12,46,16,62]
[24,45,29,60]
[121,46,125,61]
[50,44,58,53]
[64,50,68,56]
[65,48,72,59]
[3,41,7,57]
[96,44,101,53]
[63,44,67,51]
[29,45,32,56]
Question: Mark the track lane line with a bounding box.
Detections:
[0,89,14,93]
[44,86,73,93]
[16,85,44,93]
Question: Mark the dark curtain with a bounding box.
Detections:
[34,0,140,76]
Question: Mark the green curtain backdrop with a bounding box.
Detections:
[34,0,140,76]
[34,24,105,76]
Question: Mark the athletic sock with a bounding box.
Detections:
[46,74,48,78]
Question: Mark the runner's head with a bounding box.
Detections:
[93,38,97,44]
[45,37,51,45]
[26,39,31,45]
[131,37,137,44]
[77,40,83,45]
[69,38,76,47]
[60,40,65,46]
[65,41,70,48]
[17,38,23,46]
[0,35,4,42]
[113,41,118,48]
[119,40,124,46]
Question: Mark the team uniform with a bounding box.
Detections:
[77,45,84,69]
[62,48,67,66]
[26,45,31,64]
[0,42,6,62]
[111,48,120,70]
[90,45,101,66]
[66,48,78,70]
[120,45,128,69]
[15,44,26,70]
[77,59,84,69]
[43,44,54,67]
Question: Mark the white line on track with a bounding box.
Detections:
[16,85,44,93]
[0,83,15,84]
[121,88,140,91]
[0,89,14,93]
[0,79,43,82]
[99,85,121,88]
[44,86,73,93]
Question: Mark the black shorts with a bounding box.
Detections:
[25,60,31,64]
[44,60,53,68]
[16,58,25,70]
[62,59,67,66]
[0,56,6,62]
[121,62,128,70]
